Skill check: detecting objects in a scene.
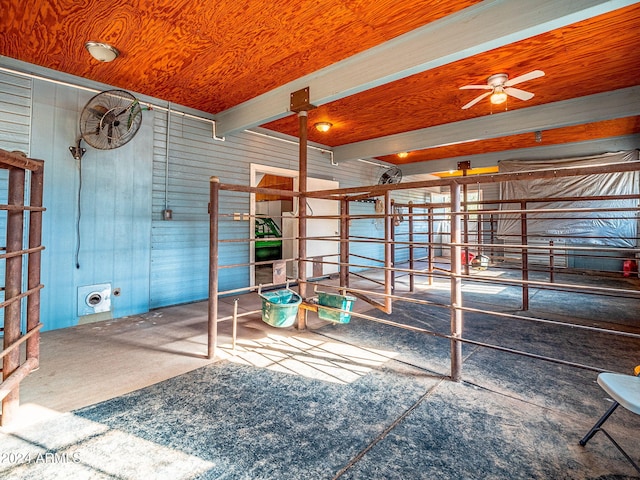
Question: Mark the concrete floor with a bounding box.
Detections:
[7,263,640,404]
[15,277,378,413]
[2,262,640,478]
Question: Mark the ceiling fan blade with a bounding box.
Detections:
[459,84,492,90]
[461,91,492,109]
[504,70,545,87]
[505,86,534,101]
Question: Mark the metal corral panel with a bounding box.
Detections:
[0,71,31,329]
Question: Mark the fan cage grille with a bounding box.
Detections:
[79,89,143,150]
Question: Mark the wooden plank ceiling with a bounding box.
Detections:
[1,0,639,171]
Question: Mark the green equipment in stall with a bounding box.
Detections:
[255,216,282,261]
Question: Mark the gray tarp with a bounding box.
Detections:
[497,150,639,247]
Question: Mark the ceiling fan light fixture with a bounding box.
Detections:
[314,121,332,132]
[490,88,508,105]
[85,41,120,62]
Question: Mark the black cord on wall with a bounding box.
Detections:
[75,157,82,269]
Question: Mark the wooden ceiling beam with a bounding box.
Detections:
[213,0,635,136]
[304,155,640,199]
[399,134,640,177]
[333,86,640,163]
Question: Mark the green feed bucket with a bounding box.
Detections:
[317,291,356,324]
[259,289,302,328]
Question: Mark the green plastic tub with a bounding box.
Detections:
[317,291,356,324]
[259,289,302,328]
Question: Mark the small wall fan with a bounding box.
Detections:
[459,70,545,110]
[79,89,143,149]
[378,166,402,185]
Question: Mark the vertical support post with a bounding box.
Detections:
[390,199,396,293]
[408,201,415,293]
[450,182,463,382]
[232,298,238,351]
[27,167,44,366]
[383,191,393,313]
[2,167,25,425]
[489,213,495,261]
[521,201,529,311]
[207,176,220,359]
[477,212,483,258]
[289,87,315,330]
[462,185,469,275]
[297,110,309,330]
[428,207,434,286]
[458,161,470,276]
[340,198,350,289]
[549,240,555,283]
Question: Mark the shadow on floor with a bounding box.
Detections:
[2,269,639,479]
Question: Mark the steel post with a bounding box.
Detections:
[208,176,220,359]
[340,198,350,289]
[27,168,43,366]
[450,182,463,381]
[2,167,25,425]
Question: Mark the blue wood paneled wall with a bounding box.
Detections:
[148,112,365,308]
[29,81,153,330]
[0,66,432,331]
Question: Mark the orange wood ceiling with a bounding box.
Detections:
[256,174,293,201]
[1,0,480,113]
[263,3,640,156]
[1,1,638,166]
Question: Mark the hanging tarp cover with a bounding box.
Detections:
[497,150,639,247]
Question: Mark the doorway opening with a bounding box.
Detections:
[250,164,339,286]
[254,173,293,285]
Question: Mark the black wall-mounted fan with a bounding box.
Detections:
[79,89,143,149]
[378,166,402,185]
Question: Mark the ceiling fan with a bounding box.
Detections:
[459,70,545,110]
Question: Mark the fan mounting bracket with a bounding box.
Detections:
[487,73,508,87]
[69,139,86,160]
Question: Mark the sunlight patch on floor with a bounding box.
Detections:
[0,404,215,479]
[425,277,508,295]
[218,333,398,384]
[461,283,508,294]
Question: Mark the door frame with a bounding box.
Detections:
[250,163,298,286]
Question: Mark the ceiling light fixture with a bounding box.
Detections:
[314,122,332,132]
[490,86,508,105]
[397,152,409,159]
[85,41,120,62]
[535,130,543,142]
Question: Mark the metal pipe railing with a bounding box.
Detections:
[0,149,45,427]
[208,160,640,385]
